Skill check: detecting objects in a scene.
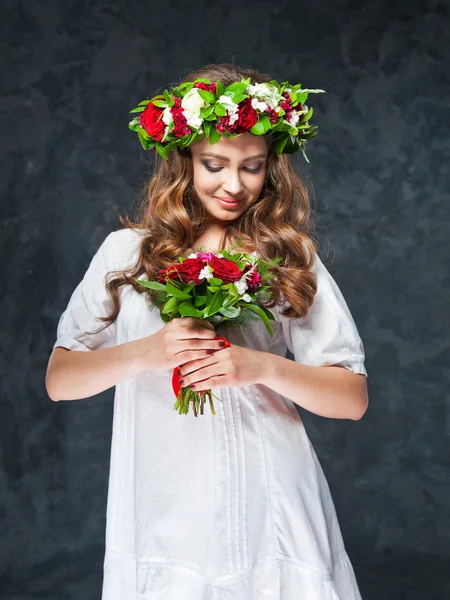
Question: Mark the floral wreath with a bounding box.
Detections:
[128,77,326,163]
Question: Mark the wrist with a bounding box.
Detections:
[130,335,153,374]
[254,350,275,386]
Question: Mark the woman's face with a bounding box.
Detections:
[189,132,268,227]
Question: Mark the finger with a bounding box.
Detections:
[181,361,224,387]
[179,354,219,378]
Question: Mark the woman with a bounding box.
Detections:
[46,63,369,599]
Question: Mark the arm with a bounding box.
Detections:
[46,337,151,402]
[257,351,368,420]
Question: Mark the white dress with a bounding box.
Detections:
[52,227,368,600]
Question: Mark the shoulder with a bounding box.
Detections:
[102,227,146,270]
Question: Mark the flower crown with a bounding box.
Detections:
[128,77,326,163]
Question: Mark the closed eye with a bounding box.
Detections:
[203,163,263,174]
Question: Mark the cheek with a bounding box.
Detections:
[193,169,216,193]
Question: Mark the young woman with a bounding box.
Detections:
[46,63,368,599]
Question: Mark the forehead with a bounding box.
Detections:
[191,132,268,159]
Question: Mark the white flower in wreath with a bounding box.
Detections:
[217,95,239,125]
[246,83,282,109]
[162,107,173,126]
[251,98,268,112]
[181,88,209,130]
[182,88,208,114]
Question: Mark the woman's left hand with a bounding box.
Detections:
[178,344,263,391]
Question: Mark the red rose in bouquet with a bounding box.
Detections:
[208,255,244,283]
[157,257,207,285]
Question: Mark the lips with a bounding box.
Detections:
[214,196,242,204]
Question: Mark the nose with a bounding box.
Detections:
[221,168,244,196]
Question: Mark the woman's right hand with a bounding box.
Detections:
[141,317,225,372]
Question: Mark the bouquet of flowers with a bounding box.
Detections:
[134,248,282,417]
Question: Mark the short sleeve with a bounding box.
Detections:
[279,253,368,376]
[52,232,117,352]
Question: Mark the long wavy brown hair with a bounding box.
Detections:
[91,62,322,336]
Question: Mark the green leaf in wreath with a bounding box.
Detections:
[154,142,169,160]
[248,120,266,135]
[197,89,216,104]
[209,127,221,145]
[214,103,227,117]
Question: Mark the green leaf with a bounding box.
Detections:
[203,291,225,317]
[209,127,221,145]
[296,92,308,104]
[197,89,216,104]
[301,106,313,123]
[128,120,140,131]
[209,277,223,286]
[248,120,266,135]
[214,103,227,117]
[242,304,275,337]
[223,81,248,95]
[193,295,206,307]
[215,80,224,98]
[287,90,297,104]
[178,301,204,317]
[273,135,289,156]
[134,279,167,292]
[152,99,167,108]
[199,105,215,119]
[165,281,192,300]
[162,296,178,314]
[219,305,240,318]
[129,106,146,113]
[137,129,148,149]
[203,121,212,136]
[154,142,169,160]
[138,126,151,140]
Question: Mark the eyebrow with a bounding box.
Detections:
[200,152,267,162]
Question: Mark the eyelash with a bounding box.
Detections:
[203,163,262,174]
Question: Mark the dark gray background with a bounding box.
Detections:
[1,0,449,598]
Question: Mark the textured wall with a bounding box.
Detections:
[1,0,449,598]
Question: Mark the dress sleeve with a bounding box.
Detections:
[52,232,117,352]
[279,253,368,376]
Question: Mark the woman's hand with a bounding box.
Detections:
[141,317,224,372]
[177,343,263,391]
